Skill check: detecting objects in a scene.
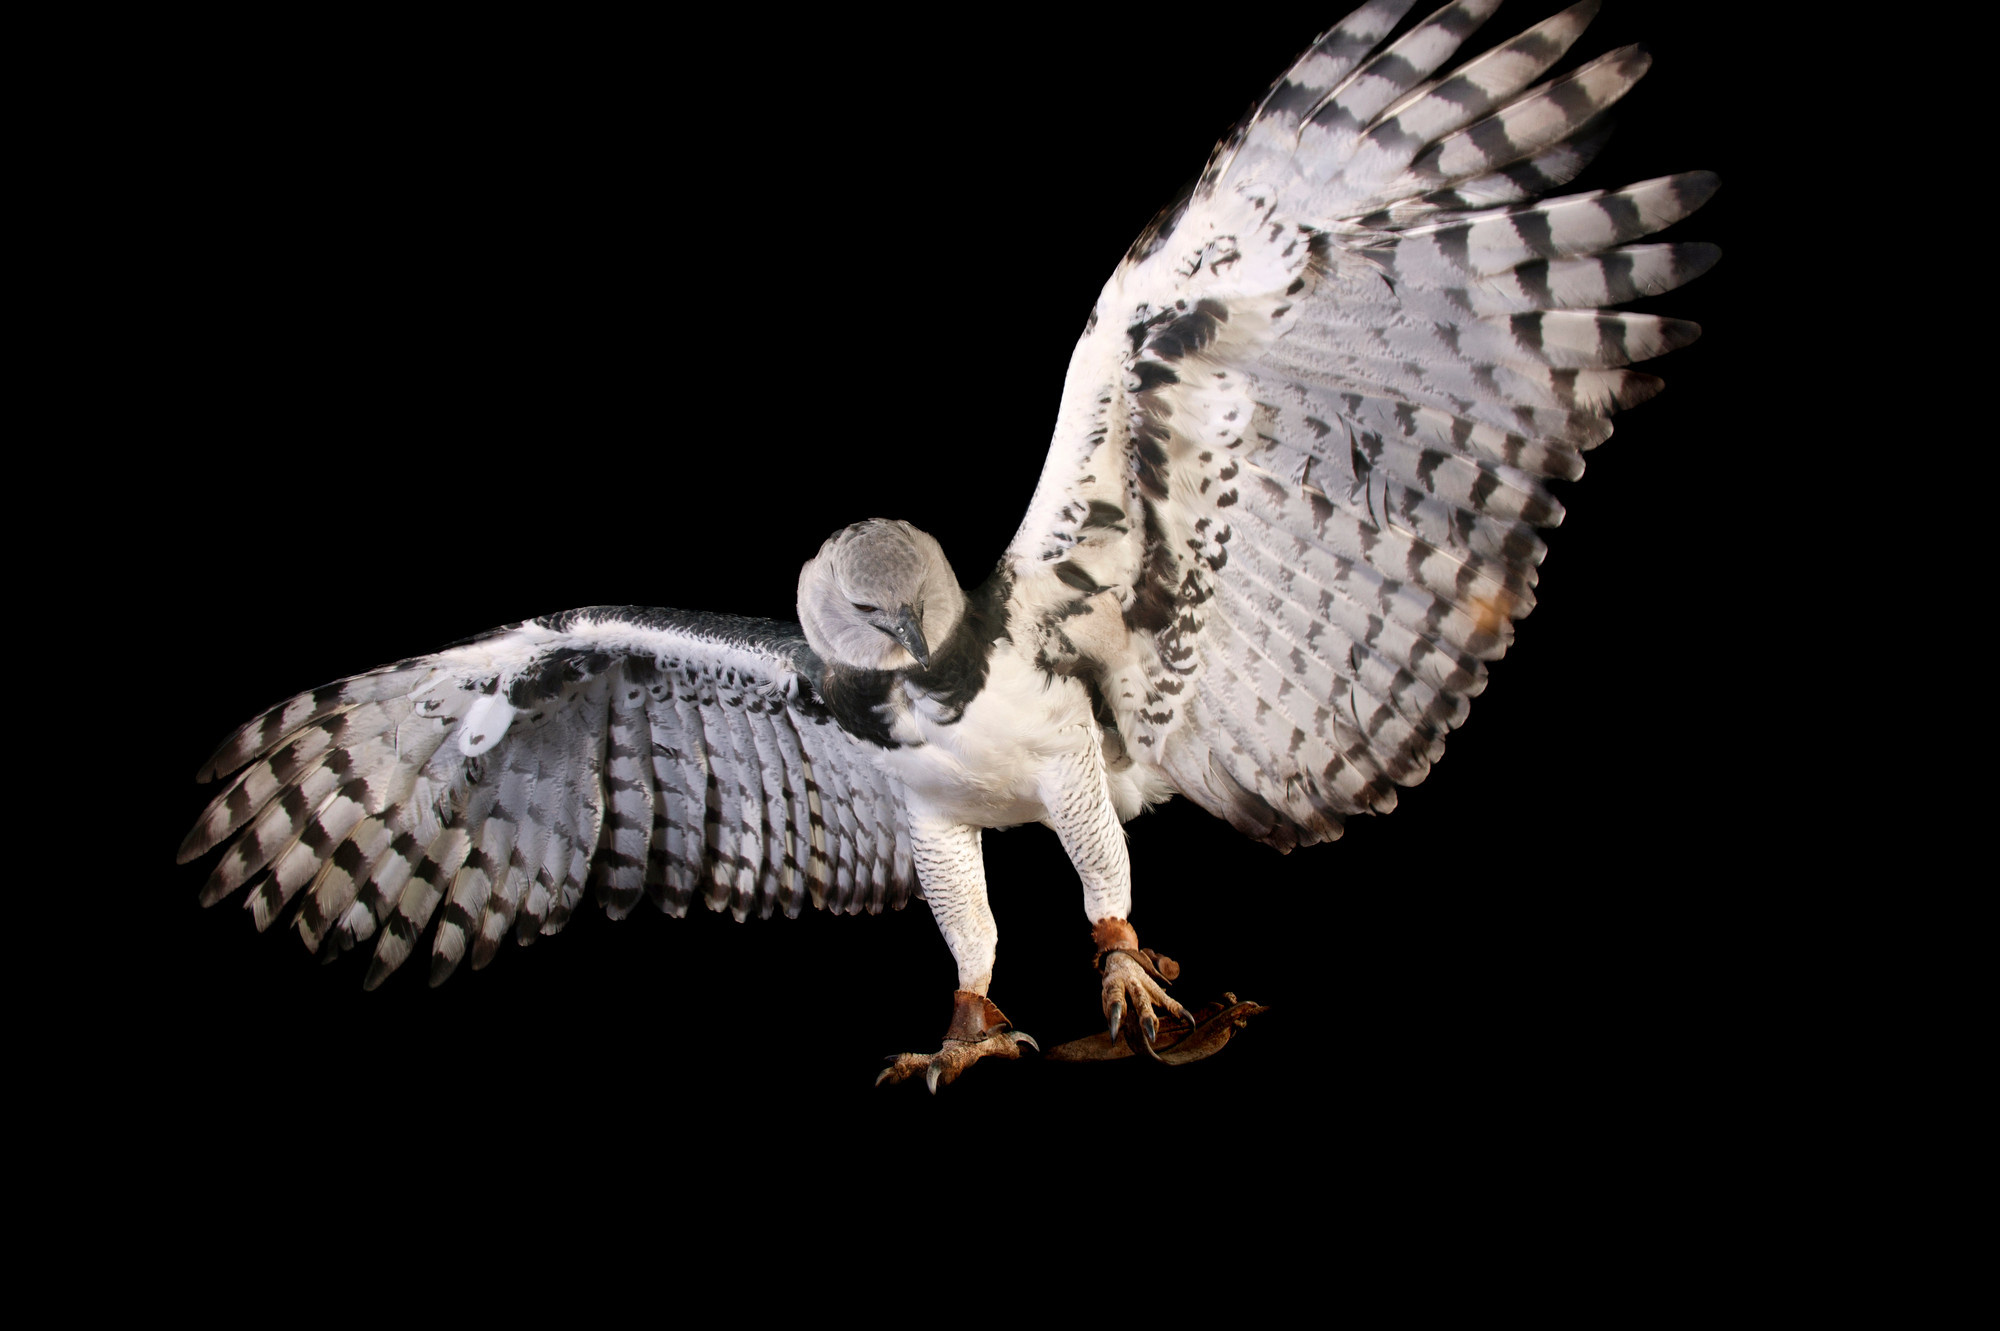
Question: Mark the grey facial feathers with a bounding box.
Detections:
[797,520,966,672]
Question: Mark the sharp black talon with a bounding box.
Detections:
[1107,998,1124,1038]
[1136,1024,1165,1063]
[1141,1014,1157,1043]
[1015,1031,1039,1053]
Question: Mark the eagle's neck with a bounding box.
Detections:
[904,566,1010,716]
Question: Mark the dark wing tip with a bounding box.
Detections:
[1675,240,1722,281]
[1616,370,1667,409]
[1673,170,1722,212]
[1657,317,1703,352]
[174,829,209,866]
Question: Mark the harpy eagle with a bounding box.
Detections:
[180,0,1716,1088]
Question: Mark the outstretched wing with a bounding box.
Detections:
[180,607,916,988]
[1006,0,1716,848]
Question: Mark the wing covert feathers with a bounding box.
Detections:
[184,608,917,987]
[1009,1,1715,849]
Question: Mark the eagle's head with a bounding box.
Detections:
[797,519,965,672]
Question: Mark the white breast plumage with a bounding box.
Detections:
[886,642,1095,829]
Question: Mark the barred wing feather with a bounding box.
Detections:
[1007,0,1717,849]
[180,608,916,988]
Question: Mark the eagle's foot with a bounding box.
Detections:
[874,990,1038,1093]
[1092,917,1192,1059]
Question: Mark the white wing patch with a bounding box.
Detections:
[456,694,516,757]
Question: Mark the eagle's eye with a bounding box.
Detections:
[852,602,878,614]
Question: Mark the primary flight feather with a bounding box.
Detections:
[182,0,1716,1086]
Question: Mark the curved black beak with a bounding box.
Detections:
[887,604,930,668]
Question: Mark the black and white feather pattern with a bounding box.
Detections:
[172,0,1720,1007]
[179,609,915,988]
[1009,0,1715,849]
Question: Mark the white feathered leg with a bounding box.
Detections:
[909,814,997,995]
[1035,721,1132,924]
[1036,723,1191,1050]
[877,812,1036,1092]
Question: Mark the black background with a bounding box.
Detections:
[98,1,1797,1214]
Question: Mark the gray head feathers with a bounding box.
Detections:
[797,519,966,672]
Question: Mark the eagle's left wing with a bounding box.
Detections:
[1005,0,1717,848]
[179,607,919,989]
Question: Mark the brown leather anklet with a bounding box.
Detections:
[1090,917,1139,965]
[1089,917,1181,982]
[943,989,1012,1043]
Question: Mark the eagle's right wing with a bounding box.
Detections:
[179,606,916,989]
[1005,0,1716,848]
